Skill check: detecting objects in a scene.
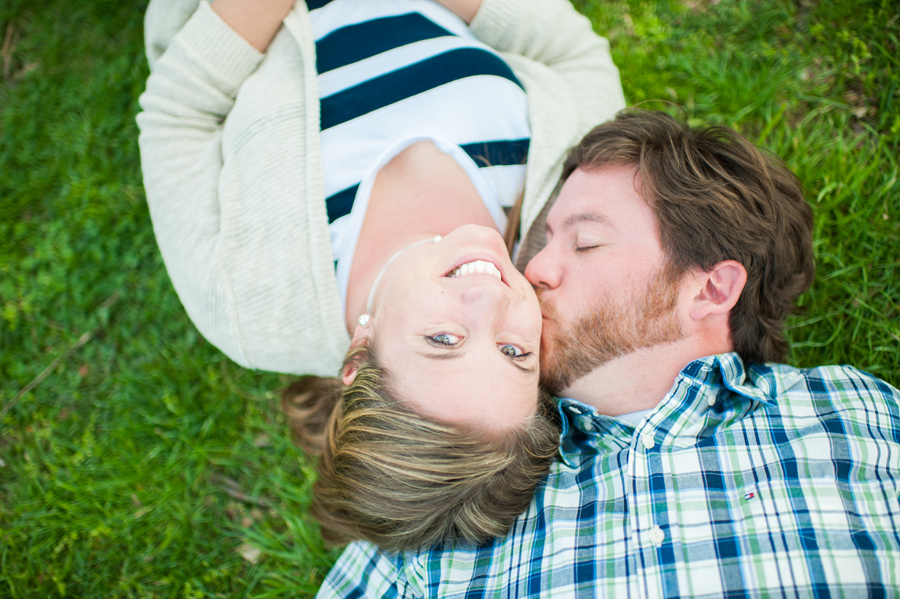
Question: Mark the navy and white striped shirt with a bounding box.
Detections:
[308,0,531,306]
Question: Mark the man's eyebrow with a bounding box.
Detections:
[562,212,613,229]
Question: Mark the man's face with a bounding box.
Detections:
[524,165,686,395]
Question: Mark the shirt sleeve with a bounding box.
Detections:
[318,542,413,599]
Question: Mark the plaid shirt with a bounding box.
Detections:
[319,354,900,598]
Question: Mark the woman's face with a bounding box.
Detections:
[362,225,542,432]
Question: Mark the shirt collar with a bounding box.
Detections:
[555,353,799,465]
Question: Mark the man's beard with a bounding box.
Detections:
[539,267,685,395]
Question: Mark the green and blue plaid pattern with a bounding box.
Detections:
[320,354,900,598]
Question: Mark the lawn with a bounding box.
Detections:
[1,0,898,597]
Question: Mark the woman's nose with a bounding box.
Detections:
[458,279,510,307]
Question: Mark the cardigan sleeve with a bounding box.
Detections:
[137,1,350,375]
[137,2,264,368]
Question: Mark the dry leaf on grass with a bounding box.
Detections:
[238,544,261,564]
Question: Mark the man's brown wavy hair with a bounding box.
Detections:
[563,109,815,363]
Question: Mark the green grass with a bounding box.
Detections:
[1,0,898,596]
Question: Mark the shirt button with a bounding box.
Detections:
[707,396,717,407]
[641,433,656,450]
[648,526,665,547]
[582,419,593,432]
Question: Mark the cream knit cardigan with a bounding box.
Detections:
[137,0,625,376]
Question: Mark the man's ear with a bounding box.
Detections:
[342,325,369,386]
[689,260,747,321]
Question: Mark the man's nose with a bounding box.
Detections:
[524,245,561,290]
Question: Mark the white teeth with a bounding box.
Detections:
[447,260,502,280]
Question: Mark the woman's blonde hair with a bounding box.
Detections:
[282,340,560,552]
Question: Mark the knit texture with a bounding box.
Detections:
[138,0,626,376]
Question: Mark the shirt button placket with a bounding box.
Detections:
[648,526,665,547]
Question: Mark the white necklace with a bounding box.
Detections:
[366,235,442,315]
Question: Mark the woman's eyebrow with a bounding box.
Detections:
[418,352,535,374]
[417,351,465,361]
[510,361,537,374]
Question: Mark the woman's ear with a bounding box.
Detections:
[342,327,369,386]
[689,260,747,321]
[350,323,368,344]
[342,362,359,386]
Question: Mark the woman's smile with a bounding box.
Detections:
[444,259,503,281]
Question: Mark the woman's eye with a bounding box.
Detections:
[428,333,462,347]
[499,343,531,360]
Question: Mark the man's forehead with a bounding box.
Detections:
[549,165,644,225]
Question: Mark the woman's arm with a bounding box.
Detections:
[432,0,482,24]
[210,0,294,51]
[137,1,349,375]
[138,2,267,368]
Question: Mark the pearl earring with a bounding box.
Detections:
[358,314,371,327]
